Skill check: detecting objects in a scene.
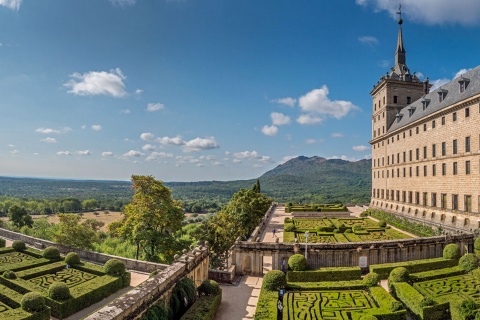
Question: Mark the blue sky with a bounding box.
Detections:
[1,0,480,182]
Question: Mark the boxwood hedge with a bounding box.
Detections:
[369,257,459,279]
[286,266,361,282]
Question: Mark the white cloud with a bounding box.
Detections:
[0,0,21,10]
[157,136,185,145]
[259,156,273,163]
[305,139,317,144]
[271,97,296,107]
[146,152,174,161]
[298,85,359,119]
[109,0,136,7]
[233,150,272,162]
[213,161,224,167]
[64,68,127,98]
[7,144,15,148]
[91,124,102,131]
[356,0,480,26]
[183,137,219,152]
[296,114,323,125]
[454,69,470,78]
[358,35,379,46]
[35,127,71,134]
[10,149,19,155]
[102,152,114,157]
[261,125,278,136]
[271,112,291,126]
[140,132,155,141]
[233,159,242,163]
[120,109,131,114]
[146,102,165,112]
[196,163,205,167]
[134,89,143,96]
[77,150,91,155]
[41,137,57,143]
[353,145,370,152]
[81,125,87,129]
[122,150,144,157]
[253,164,263,168]
[142,144,156,151]
[57,151,72,156]
[280,155,296,164]
[429,68,472,91]
[331,133,344,138]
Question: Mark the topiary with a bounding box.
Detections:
[48,281,71,301]
[43,246,60,260]
[122,272,131,288]
[0,238,5,248]
[378,220,387,227]
[104,258,126,276]
[12,240,26,251]
[65,252,80,265]
[389,267,409,282]
[420,297,435,307]
[288,254,308,271]
[443,243,461,260]
[21,292,45,312]
[262,270,286,291]
[3,270,16,279]
[198,279,221,296]
[352,225,364,232]
[363,272,380,287]
[359,211,369,217]
[459,254,479,272]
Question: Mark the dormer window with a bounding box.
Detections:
[421,98,430,110]
[395,113,403,123]
[438,88,448,102]
[459,77,470,93]
[408,106,416,117]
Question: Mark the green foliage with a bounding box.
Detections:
[0,238,5,248]
[409,266,465,282]
[12,240,26,251]
[122,272,131,288]
[420,297,435,307]
[252,179,261,193]
[53,213,100,250]
[42,246,60,260]
[359,316,378,320]
[363,272,380,287]
[262,270,286,291]
[369,257,459,279]
[443,243,461,260]
[284,223,296,232]
[389,300,403,312]
[378,220,387,227]
[287,267,361,282]
[457,299,479,320]
[21,292,46,312]
[104,259,126,276]
[288,254,308,271]
[48,281,71,301]
[459,253,479,272]
[170,277,196,319]
[471,268,480,280]
[8,205,34,229]
[389,267,409,282]
[198,279,220,296]
[3,270,17,279]
[254,286,277,320]
[367,209,439,237]
[180,289,222,320]
[64,252,80,265]
[475,238,480,251]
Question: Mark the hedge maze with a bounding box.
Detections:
[28,268,97,289]
[414,274,480,303]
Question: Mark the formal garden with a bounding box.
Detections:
[255,241,480,320]
[0,239,130,320]
[285,203,348,213]
[283,217,412,243]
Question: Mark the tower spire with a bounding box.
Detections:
[395,4,406,66]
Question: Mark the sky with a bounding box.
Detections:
[1,0,480,182]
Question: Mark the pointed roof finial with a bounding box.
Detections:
[396,4,403,24]
[394,3,406,68]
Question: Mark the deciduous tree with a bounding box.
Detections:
[8,205,33,229]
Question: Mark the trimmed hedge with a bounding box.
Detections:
[253,287,277,320]
[369,257,459,279]
[288,254,308,271]
[104,259,126,276]
[198,279,221,296]
[48,282,71,301]
[287,266,361,282]
[409,266,465,282]
[287,280,366,291]
[180,289,222,320]
[42,246,60,260]
[12,240,26,251]
[0,283,51,320]
[21,292,46,312]
[459,253,479,272]
[0,237,5,248]
[443,243,461,260]
[65,252,80,265]
[262,270,286,291]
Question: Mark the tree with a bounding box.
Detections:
[53,214,99,250]
[81,199,98,211]
[8,205,33,228]
[252,179,261,193]
[119,175,184,262]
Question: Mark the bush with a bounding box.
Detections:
[21,292,46,312]
[420,297,435,307]
[198,279,221,296]
[48,281,71,301]
[457,299,478,320]
[345,229,352,233]
[288,254,308,271]
[262,270,286,291]
[65,252,81,265]
[104,258,126,276]
[459,253,479,272]
[3,270,16,279]
[122,272,131,287]
[180,289,222,320]
[389,301,403,312]
[43,246,60,260]
[333,229,340,233]
[471,269,480,280]
[378,220,387,227]
[389,267,409,282]
[363,272,380,287]
[0,238,5,248]
[287,267,361,282]
[443,243,461,259]
[12,240,26,251]
[475,238,480,251]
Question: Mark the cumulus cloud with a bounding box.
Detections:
[261,125,278,136]
[146,103,165,112]
[233,159,242,163]
[271,112,291,126]
[134,89,143,96]
[77,150,91,155]
[10,149,20,155]
[109,0,136,7]
[298,85,359,119]
[280,155,297,164]
[356,0,480,26]
[305,139,317,144]
[183,137,219,152]
[353,145,370,152]
[64,68,127,98]
[331,133,344,138]
[142,144,156,151]
[123,150,144,157]
[358,35,379,46]
[233,151,272,162]
[102,152,114,157]
[35,127,71,134]
[157,136,185,145]
[430,68,472,91]
[57,151,72,156]
[41,137,57,143]
[0,0,21,10]
[296,114,323,125]
[271,97,296,107]
[213,161,224,166]
[91,125,102,131]
[146,152,174,161]
[140,132,155,141]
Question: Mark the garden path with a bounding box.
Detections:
[215,276,263,320]
[260,205,291,243]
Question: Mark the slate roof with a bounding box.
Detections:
[388,65,480,133]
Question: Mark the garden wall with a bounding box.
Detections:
[248,203,276,242]
[0,228,168,273]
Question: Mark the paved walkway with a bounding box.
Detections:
[216,276,263,320]
[260,205,291,243]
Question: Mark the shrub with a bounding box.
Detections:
[262,270,286,291]
[12,240,26,251]
[457,299,478,320]
[65,252,81,265]
[475,238,480,251]
[389,301,403,312]
[359,316,377,320]
[48,281,71,301]
[389,267,409,282]
[471,268,480,280]
[43,246,60,259]
[288,254,308,271]
[359,211,369,217]
[459,254,479,272]
[3,270,16,279]
[122,272,131,287]
[21,292,46,312]
[352,225,364,232]
[198,279,221,296]
[420,297,435,307]
[104,258,126,276]
[378,220,387,227]
[443,243,461,259]
[363,272,380,287]
[0,238,5,248]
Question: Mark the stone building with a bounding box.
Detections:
[369,16,480,232]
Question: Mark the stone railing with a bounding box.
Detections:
[247,203,276,242]
[0,228,168,273]
[208,265,235,283]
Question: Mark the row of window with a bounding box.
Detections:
[372,189,473,212]
[373,160,472,178]
[373,136,473,168]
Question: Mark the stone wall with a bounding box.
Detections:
[0,228,168,273]
[248,203,276,242]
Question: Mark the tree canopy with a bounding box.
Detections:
[8,205,33,229]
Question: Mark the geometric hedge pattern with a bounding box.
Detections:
[28,268,97,289]
[285,290,377,320]
[0,301,11,313]
[414,274,480,302]
[0,252,36,265]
